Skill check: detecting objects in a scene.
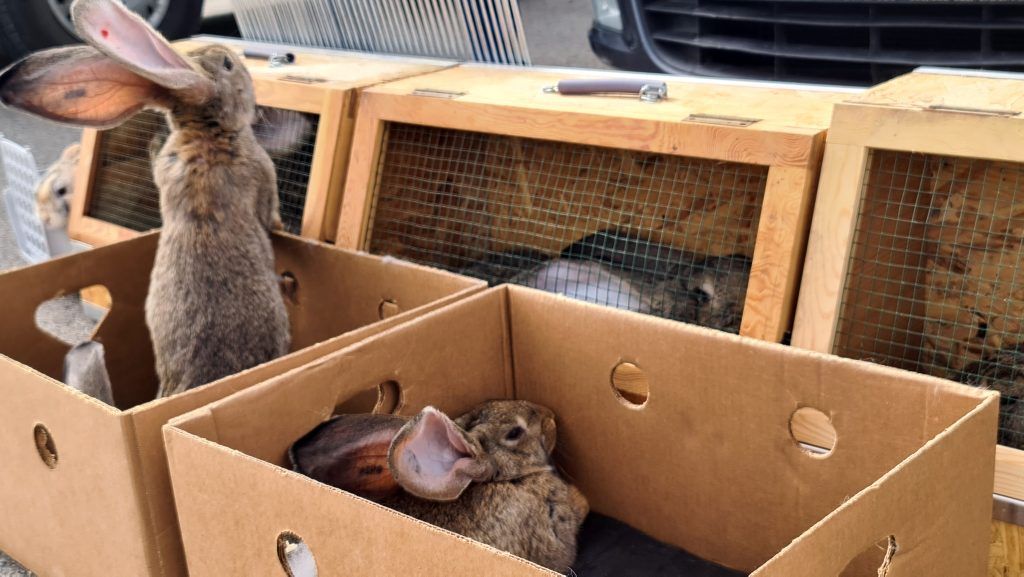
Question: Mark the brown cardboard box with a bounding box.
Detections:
[165,285,998,576]
[0,231,484,577]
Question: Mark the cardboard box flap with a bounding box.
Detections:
[170,289,511,467]
[164,425,550,576]
[272,233,484,350]
[754,394,998,576]
[505,286,991,571]
[0,232,158,408]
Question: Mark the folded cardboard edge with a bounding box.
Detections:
[753,393,999,576]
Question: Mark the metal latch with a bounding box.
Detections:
[411,88,466,99]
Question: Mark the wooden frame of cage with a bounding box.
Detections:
[790,69,1024,566]
[334,65,855,342]
[68,37,451,247]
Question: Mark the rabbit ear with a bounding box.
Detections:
[389,407,494,502]
[63,341,114,406]
[289,414,407,501]
[71,0,212,101]
[0,45,167,128]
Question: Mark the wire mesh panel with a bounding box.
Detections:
[0,136,49,264]
[835,149,1024,447]
[365,122,767,333]
[87,107,320,235]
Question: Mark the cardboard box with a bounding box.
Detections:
[0,232,484,577]
[165,285,998,576]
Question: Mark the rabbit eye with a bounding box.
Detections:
[504,426,525,442]
[55,187,68,198]
[690,288,710,305]
[222,56,234,71]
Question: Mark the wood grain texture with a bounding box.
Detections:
[790,143,869,353]
[335,98,387,250]
[741,154,824,342]
[991,520,1024,577]
[67,129,101,244]
[300,88,348,239]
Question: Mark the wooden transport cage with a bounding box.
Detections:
[336,65,857,341]
[792,67,1024,568]
[69,36,452,247]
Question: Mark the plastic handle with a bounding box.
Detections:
[545,78,668,102]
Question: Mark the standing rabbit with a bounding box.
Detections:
[0,0,290,397]
[36,143,80,231]
[291,401,589,573]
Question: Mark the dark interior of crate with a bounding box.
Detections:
[87,107,319,235]
[835,149,1024,447]
[365,122,767,334]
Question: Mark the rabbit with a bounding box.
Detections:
[62,340,115,406]
[0,0,291,398]
[512,258,654,315]
[955,343,1024,447]
[680,254,752,333]
[35,143,80,231]
[458,247,551,285]
[290,401,589,573]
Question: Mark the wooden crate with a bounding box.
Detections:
[792,68,1024,573]
[336,65,856,341]
[69,36,452,247]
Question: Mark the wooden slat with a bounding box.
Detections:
[740,153,824,341]
[357,91,822,168]
[990,520,1024,576]
[336,98,387,250]
[829,103,1024,164]
[320,91,359,244]
[790,143,869,353]
[300,88,349,239]
[67,129,102,244]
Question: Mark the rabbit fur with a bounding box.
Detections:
[0,0,291,398]
[290,400,589,573]
[35,143,80,231]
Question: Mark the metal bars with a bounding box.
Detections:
[232,0,531,65]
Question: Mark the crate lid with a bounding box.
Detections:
[359,64,857,136]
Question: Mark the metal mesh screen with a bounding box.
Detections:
[233,0,530,65]
[836,149,1024,447]
[88,107,320,235]
[366,122,767,334]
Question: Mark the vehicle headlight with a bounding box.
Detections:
[592,0,623,31]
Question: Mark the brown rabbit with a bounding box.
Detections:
[0,0,290,397]
[36,143,80,231]
[290,401,589,573]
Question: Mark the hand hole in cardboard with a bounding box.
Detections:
[276,531,318,577]
[33,424,58,469]
[334,380,403,415]
[34,285,110,345]
[378,298,400,320]
[789,407,836,457]
[280,272,299,304]
[611,361,649,407]
[838,535,897,576]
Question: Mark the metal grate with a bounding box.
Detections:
[233,0,530,65]
[836,150,1024,447]
[88,107,320,235]
[366,122,766,333]
[0,135,48,264]
[641,0,1024,86]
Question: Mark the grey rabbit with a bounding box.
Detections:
[955,343,1024,447]
[62,340,115,406]
[0,0,290,398]
[290,400,589,573]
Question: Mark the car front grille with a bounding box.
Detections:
[640,0,1024,85]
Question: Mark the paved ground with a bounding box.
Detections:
[0,2,604,574]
